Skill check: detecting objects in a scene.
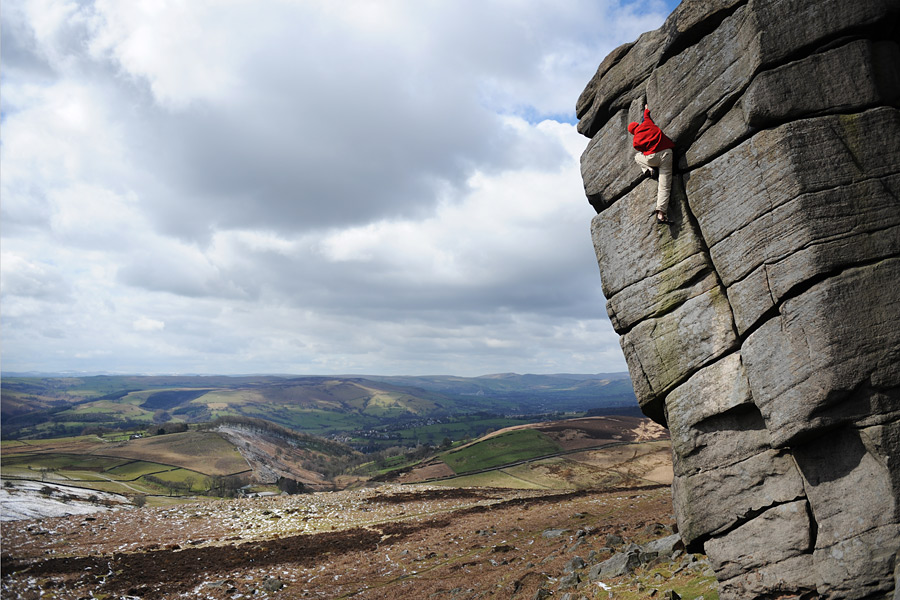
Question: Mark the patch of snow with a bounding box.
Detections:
[0,480,129,521]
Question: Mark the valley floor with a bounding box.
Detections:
[1,483,716,599]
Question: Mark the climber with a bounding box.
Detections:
[628,104,675,225]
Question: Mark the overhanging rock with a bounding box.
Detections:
[577,0,900,598]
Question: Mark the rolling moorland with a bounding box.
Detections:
[1,372,647,502]
[1,413,671,506]
[2,413,706,599]
[1,373,716,598]
[1,372,638,445]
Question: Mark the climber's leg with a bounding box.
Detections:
[634,151,659,177]
[656,149,673,215]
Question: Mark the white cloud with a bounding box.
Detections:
[87,0,250,110]
[0,253,71,302]
[0,0,678,375]
[318,118,590,290]
[132,316,165,332]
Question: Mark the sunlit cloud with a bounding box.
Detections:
[1,0,678,375]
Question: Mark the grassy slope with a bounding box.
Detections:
[440,429,562,474]
[385,416,672,491]
[427,441,673,491]
[1,451,187,497]
[0,431,249,499]
[96,431,249,475]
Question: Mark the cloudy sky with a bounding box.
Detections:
[1,0,678,376]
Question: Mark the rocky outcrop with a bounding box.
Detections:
[577,0,900,598]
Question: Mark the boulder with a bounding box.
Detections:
[716,555,818,600]
[587,549,641,580]
[577,0,748,138]
[646,0,899,145]
[641,533,685,561]
[557,572,580,589]
[542,528,568,539]
[686,107,900,260]
[724,175,900,334]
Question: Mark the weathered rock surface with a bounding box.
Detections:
[578,0,900,598]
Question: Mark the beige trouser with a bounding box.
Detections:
[634,148,673,214]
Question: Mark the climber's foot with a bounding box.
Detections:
[655,210,672,225]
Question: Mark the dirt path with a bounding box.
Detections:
[93,473,151,494]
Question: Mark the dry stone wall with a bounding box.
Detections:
[577,0,900,598]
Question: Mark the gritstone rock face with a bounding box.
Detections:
[577,0,900,598]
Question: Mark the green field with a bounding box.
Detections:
[0,451,197,497]
[105,460,181,479]
[1,454,130,473]
[0,440,31,450]
[389,416,530,443]
[141,468,207,493]
[256,407,377,434]
[100,431,248,475]
[440,429,562,474]
[0,429,248,499]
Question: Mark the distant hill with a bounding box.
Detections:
[1,373,637,443]
[364,372,632,395]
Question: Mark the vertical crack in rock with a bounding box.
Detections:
[674,176,740,345]
[577,1,900,598]
[804,497,819,554]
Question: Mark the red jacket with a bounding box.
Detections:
[628,109,674,155]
